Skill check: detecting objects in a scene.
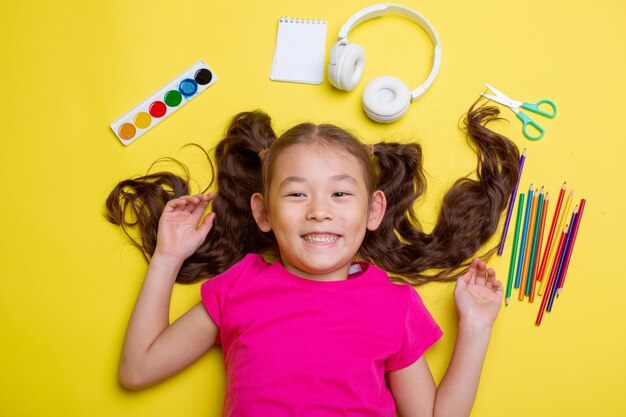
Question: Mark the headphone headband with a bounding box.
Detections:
[337,3,441,101]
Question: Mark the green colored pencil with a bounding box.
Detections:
[506,193,525,306]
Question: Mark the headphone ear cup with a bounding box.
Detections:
[328,43,365,91]
[362,76,411,123]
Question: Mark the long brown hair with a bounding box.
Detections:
[105,100,519,285]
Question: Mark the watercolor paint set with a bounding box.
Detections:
[110,60,217,145]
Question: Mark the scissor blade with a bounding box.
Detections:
[485,83,507,98]
[481,93,518,111]
[484,84,524,110]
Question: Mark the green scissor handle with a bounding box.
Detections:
[521,99,557,118]
[516,112,544,140]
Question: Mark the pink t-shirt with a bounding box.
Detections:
[201,253,442,417]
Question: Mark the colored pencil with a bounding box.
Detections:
[547,211,577,312]
[551,207,578,300]
[539,190,574,296]
[515,184,534,289]
[519,189,539,301]
[498,149,526,256]
[506,193,525,306]
[536,182,566,283]
[526,187,544,300]
[529,193,549,302]
[535,225,569,326]
[557,199,586,296]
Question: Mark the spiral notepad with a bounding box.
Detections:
[270,17,327,84]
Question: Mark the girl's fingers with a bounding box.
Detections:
[183,195,204,212]
[466,258,479,285]
[191,200,210,217]
[191,193,215,216]
[168,195,192,208]
[485,269,503,294]
[475,260,487,286]
[167,193,214,212]
[199,212,216,235]
[484,267,495,289]
[166,197,183,208]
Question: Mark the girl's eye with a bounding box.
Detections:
[287,192,306,198]
[333,192,351,197]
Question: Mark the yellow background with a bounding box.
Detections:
[1,0,625,415]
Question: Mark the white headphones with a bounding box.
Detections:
[328,3,442,123]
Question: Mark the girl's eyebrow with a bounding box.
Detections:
[279,176,306,187]
[330,174,358,184]
[279,174,358,188]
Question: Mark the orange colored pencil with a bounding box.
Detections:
[529,193,549,302]
[519,189,539,301]
[536,182,566,283]
[539,190,574,296]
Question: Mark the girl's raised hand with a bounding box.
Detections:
[153,193,216,262]
[454,258,503,328]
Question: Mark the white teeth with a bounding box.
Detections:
[303,234,338,243]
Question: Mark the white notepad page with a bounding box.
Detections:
[270,17,327,84]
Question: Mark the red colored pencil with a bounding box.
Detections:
[557,199,586,296]
[539,190,574,296]
[536,225,569,326]
[537,182,566,283]
[529,194,549,302]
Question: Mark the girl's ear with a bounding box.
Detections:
[366,190,387,231]
[251,193,272,232]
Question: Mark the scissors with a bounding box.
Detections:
[481,84,557,140]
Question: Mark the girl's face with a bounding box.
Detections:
[251,142,386,282]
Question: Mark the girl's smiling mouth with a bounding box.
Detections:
[302,233,340,245]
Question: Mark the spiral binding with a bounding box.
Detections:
[279,17,326,24]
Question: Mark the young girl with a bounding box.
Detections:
[106,102,519,416]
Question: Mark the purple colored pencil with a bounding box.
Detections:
[498,149,526,255]
[557,199,586,296]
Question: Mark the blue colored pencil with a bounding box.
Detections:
[514,184,534,289]
[526,187,544,296]
[498,149,526,255]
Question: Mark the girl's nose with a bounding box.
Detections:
[306,199,334,221]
